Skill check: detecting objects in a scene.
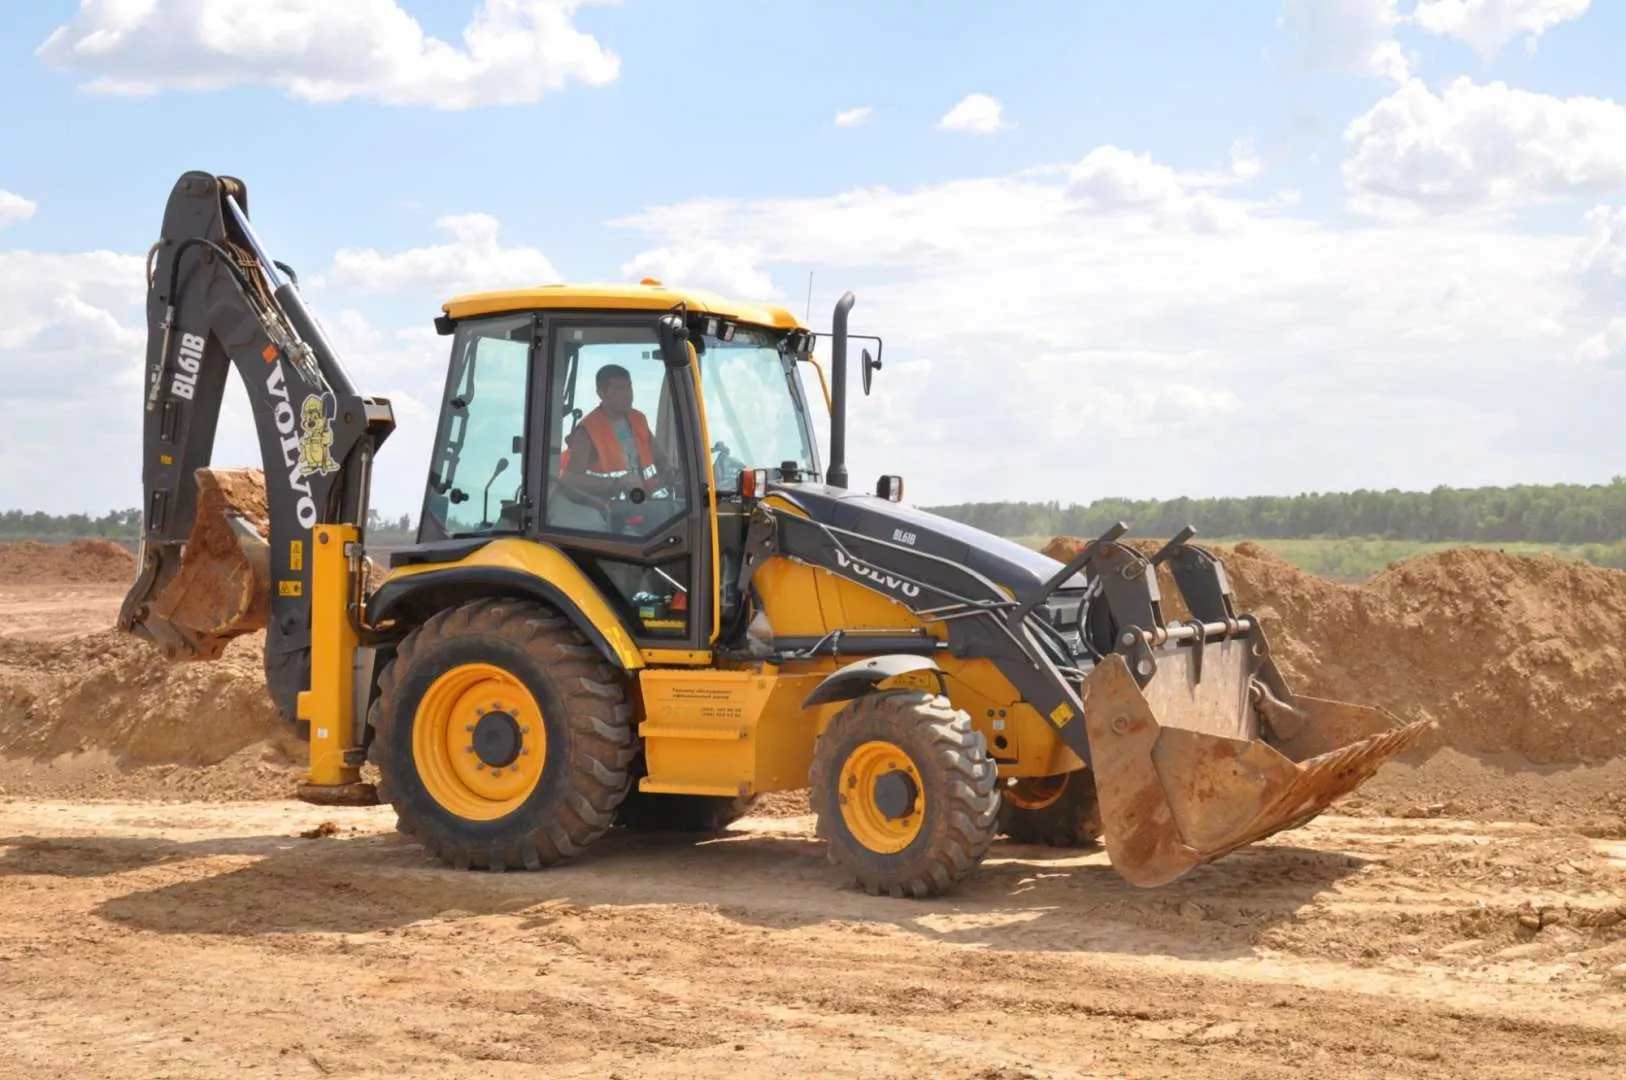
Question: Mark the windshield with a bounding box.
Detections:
[697,327,819,487]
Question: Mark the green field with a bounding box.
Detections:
[1009,535,1626,580]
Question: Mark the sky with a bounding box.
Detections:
[3,0,1626,520]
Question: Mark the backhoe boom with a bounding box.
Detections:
[118,171,395,722]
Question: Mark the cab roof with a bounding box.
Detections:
[440,279,806,331]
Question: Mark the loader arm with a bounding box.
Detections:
[739,498,1430,887]
[118,171,395,722]
[737,500,1096,761]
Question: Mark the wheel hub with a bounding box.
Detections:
[838,740,928,855]
[872,769,919,820]
[472,710,522,768]
[411,662,548,822]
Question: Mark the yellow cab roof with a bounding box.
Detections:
[440,279,806,331]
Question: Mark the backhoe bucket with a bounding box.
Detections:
[119,467,273,660]
[1080,625,1431,888]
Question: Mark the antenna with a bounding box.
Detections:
[805,271,814,323]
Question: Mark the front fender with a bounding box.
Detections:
[801,653,945,708]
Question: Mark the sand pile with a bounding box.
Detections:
[1044,537,1626,766]
[0,540,135,585]
[0,628,300,799]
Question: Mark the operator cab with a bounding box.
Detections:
[411,281,824,653]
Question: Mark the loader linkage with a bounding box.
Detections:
[747,508,1431,888]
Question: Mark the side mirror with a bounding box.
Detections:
[655,313,693,370]
[861,347,882,396]
[876,475,904,502]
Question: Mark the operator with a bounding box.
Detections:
[560,363,676,504]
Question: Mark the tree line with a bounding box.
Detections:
[8,479,1626,546]
[924,479,1626,544]
[0,508,414,540]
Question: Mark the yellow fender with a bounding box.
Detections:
[367,538,645,672]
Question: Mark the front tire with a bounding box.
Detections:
[809,690,1000,898]
[370,597,636,871]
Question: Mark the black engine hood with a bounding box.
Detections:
[764,483,1082,601]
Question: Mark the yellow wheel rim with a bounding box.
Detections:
[1004,774,1070,812]
[838,740,926,854]
[411,662,547,821]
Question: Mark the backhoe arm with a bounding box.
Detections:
[118,171,395,722]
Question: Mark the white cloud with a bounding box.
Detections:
[611,145,1620,504]
[36,0,621,109]
[1065,146,1249,231]
[1277,0,1413,81]
[0,248,150,511]
[1412,0,1590,59]
[0,250,144,384]
[1343,77,1626,216]
[1577,317,1626,364]
[1067,147,1186,209]
[323,212,561,295]
[938,93,1008,134]
[0,190,36,228]
[1575,204,1626,304]
[1230,138,1263,181]
[619,243,777,300]
[834,106,872,128]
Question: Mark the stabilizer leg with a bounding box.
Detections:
[296,523,378,807]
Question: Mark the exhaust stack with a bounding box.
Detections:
[827,291,855,489]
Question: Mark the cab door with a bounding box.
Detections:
[526,312,718,657]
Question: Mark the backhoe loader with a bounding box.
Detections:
[119,171,1429,895]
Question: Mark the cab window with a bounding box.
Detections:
[420,313,532,541]
[542,323,688,538]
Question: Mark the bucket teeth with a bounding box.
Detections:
[1200,715,1432,856]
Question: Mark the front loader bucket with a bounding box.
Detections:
[119,468,273,660]
[1080,627,1431,888]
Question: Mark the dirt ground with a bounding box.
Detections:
[2,551,1625,1078]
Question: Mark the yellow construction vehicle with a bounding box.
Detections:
[119,172,1428,895]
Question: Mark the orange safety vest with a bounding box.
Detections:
[561,407,662,487]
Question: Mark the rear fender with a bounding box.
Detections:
[801,654,945,708]
[365,544,645,675]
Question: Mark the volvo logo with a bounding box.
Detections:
[833,549,921,599]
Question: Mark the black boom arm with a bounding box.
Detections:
[118,171,395,720]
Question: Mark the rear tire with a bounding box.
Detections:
[370,597,636,871]
[809,690,1000,898]
[615,750,757,834]
[998,769,1103,847]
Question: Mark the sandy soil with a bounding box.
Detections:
[2,561,1625,1077]
[0,801,1622,1079]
